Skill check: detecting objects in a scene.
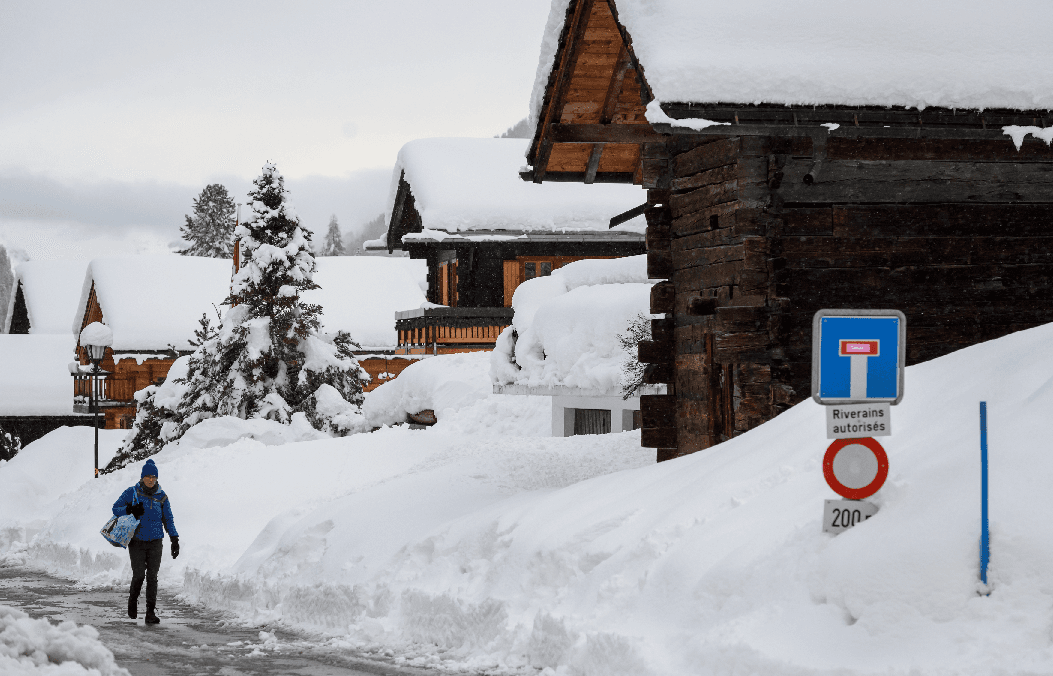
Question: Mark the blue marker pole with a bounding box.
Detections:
[980,401,989,586]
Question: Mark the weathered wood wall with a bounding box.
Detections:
[640,133,1053,459]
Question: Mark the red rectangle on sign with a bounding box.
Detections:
[840,340,879,356]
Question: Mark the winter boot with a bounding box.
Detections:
[127,595,137,619]
[144,605,160,625]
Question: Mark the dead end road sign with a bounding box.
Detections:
[812,309,906,406]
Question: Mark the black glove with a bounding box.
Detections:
[126,503,145,518]
[170,537,179,559]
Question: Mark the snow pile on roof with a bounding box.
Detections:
[6,260,89,334]
[0,335,79,416]
[492,255,652,393]
[10,321,1053,672]
[362,352,494,427]
[0,604,130,676]
[387,138,647,236]
[303,256,427,348]
[75,256,231,352]
[530,0,1053,129]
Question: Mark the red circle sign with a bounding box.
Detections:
[823,437,889,500]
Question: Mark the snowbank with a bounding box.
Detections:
[387,138,647,236]
[304,256,427,348]
[0,605,129,676]
[0,335,80,416]
[6,260,88,335]
[9,319,1053,673]
[363,352,495,427]
[73,256,231,352]
[492,255,652,393]
[530,0,1053,129]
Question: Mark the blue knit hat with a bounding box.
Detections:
[141,459,158,478]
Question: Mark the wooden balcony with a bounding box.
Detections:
[395,307,513,355]
[72,371,131,414]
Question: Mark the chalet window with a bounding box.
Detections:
[525,262,536,280]
[539,262,552,276]
[573,408,611,435]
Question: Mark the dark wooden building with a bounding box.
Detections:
[372,137,647,353]
[524,0,1053,460]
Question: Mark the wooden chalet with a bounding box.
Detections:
[524,0,1053,460]
[73,256,232,429]
[371,137,648,354]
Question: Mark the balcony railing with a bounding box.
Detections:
[72,370,131,414]
[395,307,513,354]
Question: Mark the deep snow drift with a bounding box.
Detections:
[4,322,1053,674]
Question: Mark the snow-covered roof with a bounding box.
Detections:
[491,255,656,395]
[387,138,647,235]
[75,255,232,352]
[530,0,1053,129]
[6,260,89,335]
[303,256,427,349]
[0,335,78,415]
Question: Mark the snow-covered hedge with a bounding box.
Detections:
[363,352,492,427]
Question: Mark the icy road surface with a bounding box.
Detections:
[0,564,439,676]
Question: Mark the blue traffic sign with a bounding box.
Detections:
[812,309,906,405]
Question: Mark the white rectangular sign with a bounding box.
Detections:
[822,499,878,534]
[826,402,890,439]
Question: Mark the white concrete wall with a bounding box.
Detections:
[551,393,640,437]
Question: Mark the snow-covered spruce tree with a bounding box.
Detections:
[107,164,370,471]
[319,215,345,256]
[179,183,237,258]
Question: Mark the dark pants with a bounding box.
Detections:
[128,538,163,609]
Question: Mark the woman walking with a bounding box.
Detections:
[111,458,179,624]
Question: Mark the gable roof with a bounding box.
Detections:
[74,255,232,352]
[5,260,88,334]
[532,0,1053,125]
[385,137,647,250]
[0,335,79,415]
[526,0,1053,179]
[302,256,427,349]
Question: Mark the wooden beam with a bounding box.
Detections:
[584,143,604,183]
[531,0,596,182]
[776,159,1053,203]
[548,123,663,144]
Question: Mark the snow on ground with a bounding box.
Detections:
[4,322,1053,673]
[364,351,552,435]
[0,604,130,675]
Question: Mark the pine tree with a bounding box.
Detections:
[319,215,345,256]
[179,184,236,258]
[107,163,370,471]
[0,423,20,462]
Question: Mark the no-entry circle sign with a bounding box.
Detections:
[823,437,889,500]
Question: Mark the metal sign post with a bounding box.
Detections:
[813,309,905,534]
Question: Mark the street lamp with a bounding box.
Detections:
[79,322,113,478]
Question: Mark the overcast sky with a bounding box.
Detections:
[0,1,552,259]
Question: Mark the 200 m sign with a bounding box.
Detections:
[822,499,878,534]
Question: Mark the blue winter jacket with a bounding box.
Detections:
[111,482,178,541]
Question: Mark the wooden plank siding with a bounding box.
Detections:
[527,0,1053,462]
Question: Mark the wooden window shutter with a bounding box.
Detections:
[439,263,449,306]
[502,260,520,307]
